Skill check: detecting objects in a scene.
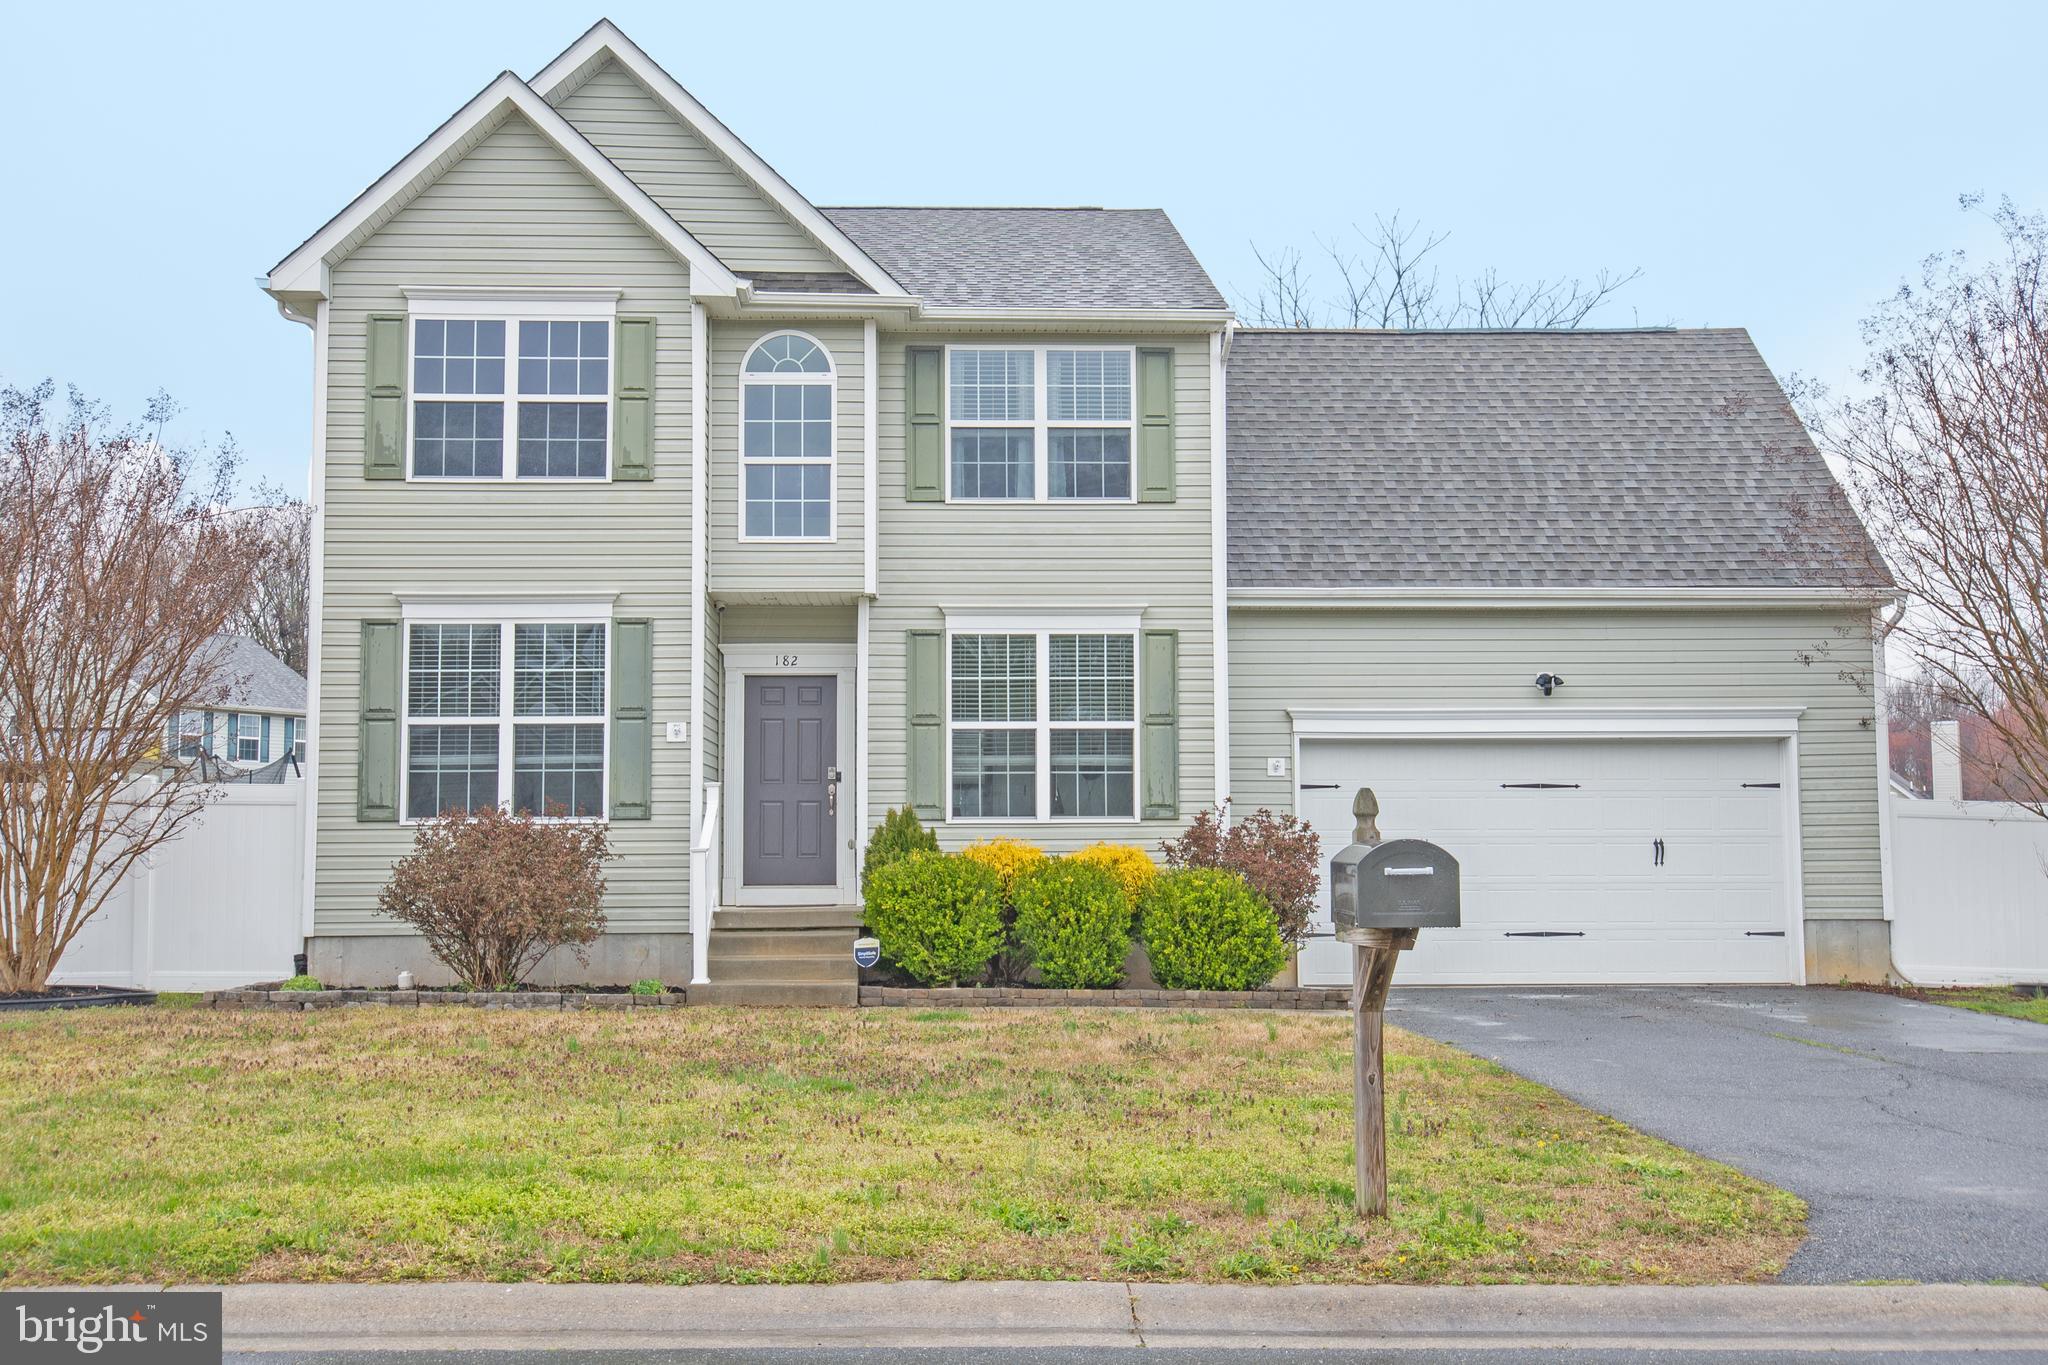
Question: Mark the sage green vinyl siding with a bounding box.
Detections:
[707,321,865,595]
[314,112,695,936]
[867,332,1218,853]
[718,605,858,645]
[553,61,840,275]
[1227,607,1885,921]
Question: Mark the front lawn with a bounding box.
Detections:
[1912,986,2048,1025]
[0,1006,1801,1285]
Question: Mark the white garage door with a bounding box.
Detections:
[1296,737,1796,986]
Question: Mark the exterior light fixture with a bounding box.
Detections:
[1535,672,1565,697]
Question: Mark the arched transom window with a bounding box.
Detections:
[741,332,834,539]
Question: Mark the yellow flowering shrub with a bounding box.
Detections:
[960,837,1047,892]
[1068,842,1159,910]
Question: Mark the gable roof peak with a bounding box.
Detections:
[264,68,739,303]
[531,21,910,299]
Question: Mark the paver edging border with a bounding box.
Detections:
[201,987,687,1011]
[859,985,1349,1010]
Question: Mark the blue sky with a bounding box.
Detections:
[3,1,2043,496]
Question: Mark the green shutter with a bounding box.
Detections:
[1141,629,1179,819]
[611,619,653,820]
[358,621,400,822]
[907,629,945,818]
[906,346,944,501]
[365,315,406,480]
[1136,346,1176,503]
[614,318,655,481]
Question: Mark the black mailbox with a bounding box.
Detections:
[1330,837,1461,939]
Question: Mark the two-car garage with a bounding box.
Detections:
[1293,727,1803,987]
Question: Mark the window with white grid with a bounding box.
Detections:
[741,332,835,539]
[948,629,1137,821]
[947,346,1134,502]
[402,618,609,822]
[409,310,610,481]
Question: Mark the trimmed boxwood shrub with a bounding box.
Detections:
[1139,869,1288,991]
[865,851,1006,986]
[862,806,939,898]
[1011,858,1133,989]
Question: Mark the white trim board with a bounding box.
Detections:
[1285,706,1807,740]
[1233,587,1901,611]
[266,71,739,301]
[531,21,910,300]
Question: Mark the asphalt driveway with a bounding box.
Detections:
[1385,986,2048,1283]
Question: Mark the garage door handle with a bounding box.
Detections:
[1505,931,1585,938]
[1501,782,1581,790]
[1299,783,1341,790]
[1745,931,1786,938]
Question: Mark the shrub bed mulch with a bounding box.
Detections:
[203,987,684,1011]
[861,985,1350,1010]
[204,984,1347,1012]
[0,985,158,1012]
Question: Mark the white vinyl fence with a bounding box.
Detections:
[51,784,305,991]
[1890,799,2048,986]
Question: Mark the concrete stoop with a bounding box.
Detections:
[694,905,860,1007]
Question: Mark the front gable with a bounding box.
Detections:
[266,72,738,305]
[552,60,842,278]
[533,22,907,297]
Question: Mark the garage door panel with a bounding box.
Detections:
[1297,736,1793,986]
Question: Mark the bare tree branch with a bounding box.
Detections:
[1238,213,1641,329]
[1802,195,2048,817]
[0,381,285,991]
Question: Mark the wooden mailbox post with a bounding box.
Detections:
[1327,788,1460,1217]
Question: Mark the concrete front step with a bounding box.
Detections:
[703,953,854,985]
[713,905,865,931]
[707,926,856,955]
[689,981,858,1008]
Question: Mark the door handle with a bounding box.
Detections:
[826,767,842,816]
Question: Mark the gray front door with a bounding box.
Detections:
[743,675,838,887]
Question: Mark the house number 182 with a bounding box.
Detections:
[776,654,799,667]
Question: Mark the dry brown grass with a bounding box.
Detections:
[0,1005,1802,1285]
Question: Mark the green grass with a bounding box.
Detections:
[1923,988,2048,1025]
[0,1006,1802,1286]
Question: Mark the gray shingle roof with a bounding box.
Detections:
[1227,328,1892,589]
[202,635,307,713]
[747,270,873,295]
[820,207,1227,311]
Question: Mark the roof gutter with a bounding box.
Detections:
[1229,586,1906,611]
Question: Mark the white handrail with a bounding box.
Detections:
[689,781,722,986]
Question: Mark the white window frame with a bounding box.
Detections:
[944,614,1142,824]
[396,606,613,825]
[404,295,618,484]
[234,714,264,764]
[943,344,1137,504]
[738,330,838,543]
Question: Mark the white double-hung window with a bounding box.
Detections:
[401,613,609,821]
[408,298,614,481]
[948,625,1138,821]
[946,345,1135,501]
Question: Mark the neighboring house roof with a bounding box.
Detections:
[1226,328,1894,590]
[201,636,307,715]
[821,207,1229,312]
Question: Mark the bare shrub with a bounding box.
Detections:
[377,805,613,990]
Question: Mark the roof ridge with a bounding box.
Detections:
[822,205,1149,213]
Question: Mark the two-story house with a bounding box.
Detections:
[265,21,1897,1001]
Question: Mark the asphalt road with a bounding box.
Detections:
[230,1351,2048,1364]
[1386,985,2048,1283]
